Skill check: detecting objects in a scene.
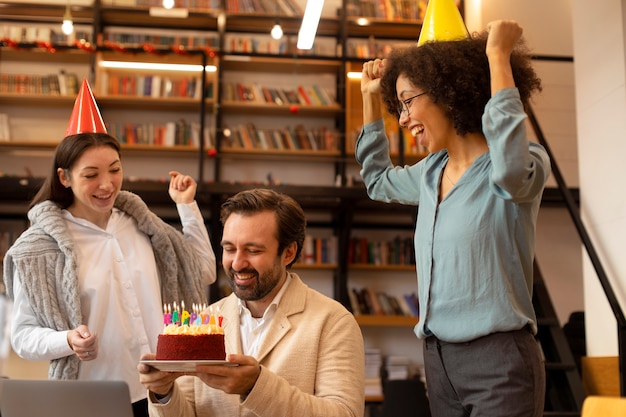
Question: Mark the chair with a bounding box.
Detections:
[379,378,431,417]
[581,395,626,417]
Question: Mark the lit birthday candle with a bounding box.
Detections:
[209,305,216,325]
[171,302,180,325]
[216,305,223,327]
[163,303,172,325]
[181,301,190,325]
[190,303,198,326]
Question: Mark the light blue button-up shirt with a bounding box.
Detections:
[356,88,551,343]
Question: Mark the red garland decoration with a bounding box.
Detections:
[1,38,19,49]
[74,40,96,53]
[104,41,129,54]
[171,45,190,56]
[143,43,166,55]
[202,46,216,58]
[35,41,56,53]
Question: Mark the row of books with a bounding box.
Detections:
[346,38,415,59]
[221,123,340,152]
[224,35,337,56]
[99,74,214,99]
[223,82,336,107]
[226,0,302,16]
[225,36,287,55]
[348,236,415,266]
[102,0,221,9]
[346,125,428,156]
[350,287,419,317]
[0,72,79,97]
[345,0,428,21]
[365,348,383,397]
[0,114,9,142]
[101,30,219,50]
[0,231,18,258]
[1,25,93,45]
[107,120,214,148]
[384,355,412,381]
[299,235,338,265]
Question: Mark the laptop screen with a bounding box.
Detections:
[0,379,134,417]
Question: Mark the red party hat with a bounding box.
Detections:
[65,78,107,136]
[417,0,469,46]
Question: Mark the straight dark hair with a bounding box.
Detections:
[30,133,121,209]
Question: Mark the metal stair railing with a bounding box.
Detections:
[526,104,626,396]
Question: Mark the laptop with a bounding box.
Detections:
[0,378,134,417]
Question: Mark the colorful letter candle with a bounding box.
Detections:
[217,306,223,326]
[163,303,172,325]
[171,302,180,325]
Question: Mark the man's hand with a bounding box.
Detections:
[138,353,184,398]
[193,354,261,395]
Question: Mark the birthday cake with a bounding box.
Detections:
[156,304,226,361]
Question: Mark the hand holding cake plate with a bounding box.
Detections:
[141,360,238,372]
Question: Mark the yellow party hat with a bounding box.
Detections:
[417,0,469,46]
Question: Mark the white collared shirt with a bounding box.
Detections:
[238,274,292,358]
[10,202,215,403]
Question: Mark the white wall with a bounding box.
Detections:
[571,0,626,357]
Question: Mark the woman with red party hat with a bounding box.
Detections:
[3,78,216,417]
[357,5,549,416]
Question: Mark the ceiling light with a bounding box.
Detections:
[297,0,324,50]
[99,61,217,72]
[270,21,283,40]
[61,1,74,36]
[162,0,175,9]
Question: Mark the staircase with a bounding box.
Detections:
[533,261,586,417]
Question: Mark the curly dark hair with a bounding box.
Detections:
[380,30,542,136]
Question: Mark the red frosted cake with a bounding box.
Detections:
[157,303,226,360]
[156,323,226,360]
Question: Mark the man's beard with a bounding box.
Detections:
[227,262,282,301]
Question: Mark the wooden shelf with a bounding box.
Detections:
[355,315,418,327]
[224,14,341,38]
[97,95,211,112]
[349,263,415,272]
[0,47,93,63]
[293,263,337,270]
[220,55,341,73]
[0,93,76,106]
[220,101,341,116]
[99,6,219,31]
[345,17,424,39]
[0,141,200,156]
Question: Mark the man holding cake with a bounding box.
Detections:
[139,188,365,417]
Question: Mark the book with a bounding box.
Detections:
[0,113,10,141]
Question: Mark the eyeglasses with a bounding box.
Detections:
[397,92,427,117]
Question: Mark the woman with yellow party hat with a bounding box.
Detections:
[356,1,549,415]
[3,78,216,417]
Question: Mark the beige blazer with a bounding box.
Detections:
[149,273,365,417]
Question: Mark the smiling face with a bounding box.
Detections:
[220,210,297,316]
[57,144,123,228]
[396,73,456,154]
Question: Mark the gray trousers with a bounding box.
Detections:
[423,327,545,417]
